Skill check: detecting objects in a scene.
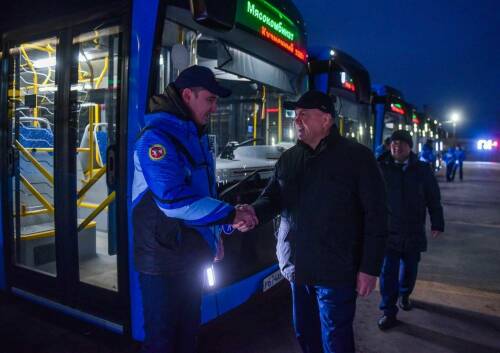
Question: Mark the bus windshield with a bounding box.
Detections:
[154,18,306,155]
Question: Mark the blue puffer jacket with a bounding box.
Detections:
[443,147,456,165]
[455,148,466,162]
[375,144,388,159]
[132,84,235,275]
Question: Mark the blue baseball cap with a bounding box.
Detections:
[174,65,231,98]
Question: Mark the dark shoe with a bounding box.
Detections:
[399,296,413,311]
[377,315,398,331]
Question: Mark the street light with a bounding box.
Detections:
[450,111,461,138]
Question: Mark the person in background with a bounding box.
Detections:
[375,137,392,158]
[443,146,456,182]
[376,130,444,330]
[419,139,437,171]
[451,144,466,181]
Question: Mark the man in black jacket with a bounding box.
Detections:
[236,91,388,353]
[376,130,444,330]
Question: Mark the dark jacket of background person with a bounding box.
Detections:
[377,151,444,253]
[252,127,388,286]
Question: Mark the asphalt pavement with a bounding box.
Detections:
[1,161,499,353]
[200,161,500,353]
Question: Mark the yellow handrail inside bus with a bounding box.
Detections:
[20,221,96,240]
[252,103,259,144]
[22,43,55,54]
[19,45,38,119]
[260,85,267,121]
[95,57,109,88]
[42,58,53,86]
[23,147,91,152]
[79,202,104,209]
[77,191,115,232]
[15,140,54,185]
[19,208,50,217]
[88,107,95,178]
[77,166,106,200]
[20,175,54,213]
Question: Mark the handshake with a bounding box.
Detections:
[232,204,259,232]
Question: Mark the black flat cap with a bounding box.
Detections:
[284,90,335,114]
[391,130,413,148]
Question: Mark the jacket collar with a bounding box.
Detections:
[149,83,190,119]
[380,151,419,167]
[297,125,341,154]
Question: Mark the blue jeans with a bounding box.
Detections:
[139,272,203,353]
[291,283,357,353]
[379,249,421,317]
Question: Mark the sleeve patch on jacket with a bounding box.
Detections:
[149,144,166,161]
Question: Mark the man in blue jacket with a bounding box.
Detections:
[451,144,466,181]
[444,146,456,182]
[377,130,444,330]
[419,139,436,170]
[375,137,391,159]
[132,65,257,353]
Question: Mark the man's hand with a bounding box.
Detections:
[431,230,442,238]
[356,272,377,297]
[232,204,259,232]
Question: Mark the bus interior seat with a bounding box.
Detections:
[79,123,108,175]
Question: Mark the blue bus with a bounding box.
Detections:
[0,0,308,340]
[308,46,373,148]
[372,84,412,151]
[417,110,446,170]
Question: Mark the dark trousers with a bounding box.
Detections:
[451,161,463,180]
[446,162,455,181]
[139,272,203,353]
[379,249,421,317]
[291,283,357,353]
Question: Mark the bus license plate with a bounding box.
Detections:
[263,270,284,292]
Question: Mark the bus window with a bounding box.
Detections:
[8,37,59,275]
[336,99,371,146]
[155,19,303,154]
[71,25,123,291]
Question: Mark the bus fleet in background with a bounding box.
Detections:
[0,0,449,341]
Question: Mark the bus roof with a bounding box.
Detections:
[308,46,371,104]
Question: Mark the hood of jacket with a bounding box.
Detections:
[149,83,191,119]
[149,83,210,135]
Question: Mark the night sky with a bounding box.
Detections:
[294,0,499,138]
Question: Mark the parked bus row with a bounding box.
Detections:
[0,0,446,341]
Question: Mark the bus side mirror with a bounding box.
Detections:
[190,0,236,31]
